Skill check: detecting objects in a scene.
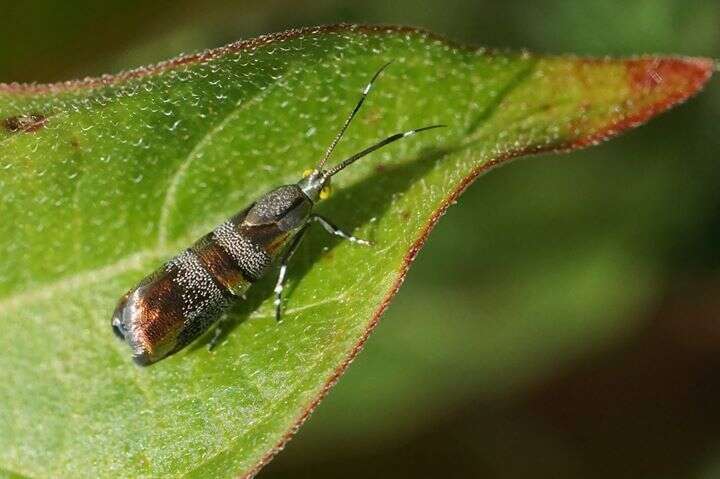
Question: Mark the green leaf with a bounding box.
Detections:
[0,25,713,478]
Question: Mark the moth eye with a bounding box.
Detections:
[319,184,332,200]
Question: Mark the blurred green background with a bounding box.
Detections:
[3,1,718,477]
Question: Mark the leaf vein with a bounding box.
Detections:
[156,78,286,248]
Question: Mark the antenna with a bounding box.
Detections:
[315,61,393,172]
[325,125,446,178]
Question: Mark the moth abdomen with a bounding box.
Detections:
[112,214,277,364]
[112,246,231,365]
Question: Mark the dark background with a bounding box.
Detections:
[3,1,719,477]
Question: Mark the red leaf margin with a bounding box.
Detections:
[237,29,715,479]
[2,23,714,479]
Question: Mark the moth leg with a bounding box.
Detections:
[310,214,371,246]
[274,225,309,321]
[207,314,230,351]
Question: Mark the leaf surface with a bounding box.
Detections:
[0,25,713,478]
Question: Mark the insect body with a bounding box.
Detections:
[111,62,444,365]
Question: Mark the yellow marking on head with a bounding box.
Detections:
[319,184,332,200]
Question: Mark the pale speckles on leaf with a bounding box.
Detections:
[0,24,713,479]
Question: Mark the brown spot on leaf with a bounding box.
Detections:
[3,113,47,133]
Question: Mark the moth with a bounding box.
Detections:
[111,62,444,365]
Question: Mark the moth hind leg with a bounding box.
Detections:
[207,313,231,351]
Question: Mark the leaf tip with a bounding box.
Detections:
[625,56,714,98]
[568,56,714,151]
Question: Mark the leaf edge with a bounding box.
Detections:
[240,51,714,479]
[1,23,714,478]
